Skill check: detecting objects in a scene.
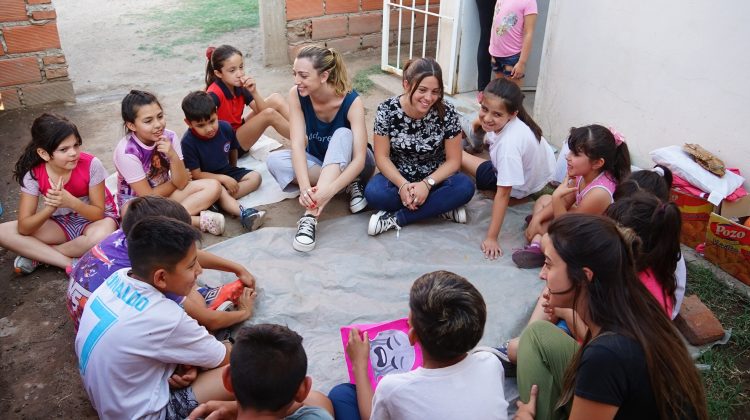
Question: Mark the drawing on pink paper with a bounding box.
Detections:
[340,318,424,390]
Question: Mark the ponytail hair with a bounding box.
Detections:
[205,45,243,89]
[483,78,542,141]
[606,192,681,305]
[14,113,82,187]
[567,124,631,182]
[296,45,351,96]
[614,165,673,202]
[550,214,707,420]
[402,57,445,119]
[121,90,162,129]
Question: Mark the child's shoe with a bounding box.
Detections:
[239,206,266,231]
[199,210,225,236]
[65,257,80,276]
[472,343,516,378]
[14,256,40,275]
[440,206,467,224]
[293,214,317,252]
[368,210,401,236]
[198,279,244,311]
[512,243,544,268]
[346,180,368,214]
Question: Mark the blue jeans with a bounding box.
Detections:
[364,172,475,226]
[328,383,361,420]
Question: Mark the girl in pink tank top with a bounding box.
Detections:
[514,124,631,269]
[0,113,118,275]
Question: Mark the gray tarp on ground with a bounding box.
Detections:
[199,194,544,399]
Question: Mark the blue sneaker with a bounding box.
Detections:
[239,206,266,231]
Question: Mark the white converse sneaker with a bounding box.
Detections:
[368,210,401,236]
[440,206,467,224]
[346,180,368,213]
[293,215,317,252]
[199,210,225,235]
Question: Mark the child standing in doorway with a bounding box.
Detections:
[0,113,118,275]
[205,45,290,151]
[461,78,555,260]
[114,90,226,235]
[489,0,538,87]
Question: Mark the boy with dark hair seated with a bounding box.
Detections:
[181,90,264,231]
[188,324,334,420]
[75,217,234,419]
[67,196,257,333]
[328,270,508,419]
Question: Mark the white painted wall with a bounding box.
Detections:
[534,1,750,182]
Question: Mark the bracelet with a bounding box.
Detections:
[398,181,408,194]
[422,179,431,190]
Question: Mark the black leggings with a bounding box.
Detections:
[475,0,495,91]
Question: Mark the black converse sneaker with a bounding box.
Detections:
[368,210,401,236]
[346,180,368,213]
[293,214,317,252]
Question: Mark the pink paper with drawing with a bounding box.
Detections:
[340,318,424,390]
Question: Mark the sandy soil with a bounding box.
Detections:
[0,1,387,417]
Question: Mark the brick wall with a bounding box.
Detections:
[0,0,74,110]
[286,0,440,60]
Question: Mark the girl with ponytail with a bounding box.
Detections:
[461,77,555,259]
[266,46,375,252]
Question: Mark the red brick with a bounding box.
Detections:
[674,295,725,346]
[0,56,41,86]
[27,0,51,3]
[326,35,360,53]
[45,66,67,79]
[362,0,383,11]
[287,0,324,20]
[349,12,381,35]
[42,54,65,65]
[361,33,382,49]
[20,80,75,106]
[311,15,348,40]
[0,0,27,22]
[31,10,57,20]
[4,23,61,53]
[326,0,358,14]
[0,88,22,109]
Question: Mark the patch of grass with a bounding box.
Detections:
[686,263,750,419]
[133,0,259,57]
[352,65,384,95]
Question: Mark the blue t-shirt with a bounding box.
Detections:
[181,120,242,173]
[300,89,359,161]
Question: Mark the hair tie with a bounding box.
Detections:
[608,126,626,146]
[652,166,665,177]
[477,91,484,104]
[205,46,216,61]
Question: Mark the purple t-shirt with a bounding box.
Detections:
[66,229,185,332]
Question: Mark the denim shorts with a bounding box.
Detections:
[492,52,521,77]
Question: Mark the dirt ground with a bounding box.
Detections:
[0,1,390,417]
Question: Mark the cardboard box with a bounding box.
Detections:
[704,195,750,286]
[670,187,715,248]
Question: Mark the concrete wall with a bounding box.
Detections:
[0,0,74,109]
[534,1,750,180]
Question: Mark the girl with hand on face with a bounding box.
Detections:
[114,90,225,235]
[0,113,118,275]
[266,46,375,252]
[205,45,290,151]
[514,214,708,420]
[461,78,554,260]
[364,57,475,237]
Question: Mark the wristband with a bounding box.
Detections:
[422,179,431,190]
[398,181,408,194]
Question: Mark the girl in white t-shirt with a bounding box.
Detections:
[461,78,554,259]
[114,90,225,235]
[0,113,118,275]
